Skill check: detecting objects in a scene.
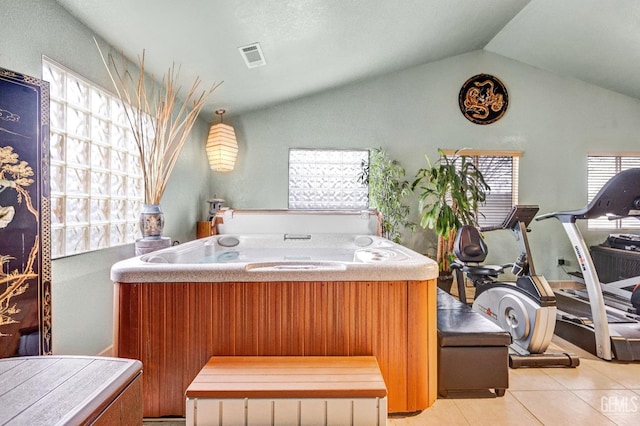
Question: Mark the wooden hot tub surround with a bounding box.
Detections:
[114,278,437,417]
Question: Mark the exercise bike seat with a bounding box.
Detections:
[451,226,507,304]
[454,225,488,263]
[452,225,504,277]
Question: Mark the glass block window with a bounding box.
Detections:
[587,153,640,230]
[443,150,520,227]
[289,149,369,209]
[43,57,144,258]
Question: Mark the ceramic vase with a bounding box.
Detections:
[139,204,164,239]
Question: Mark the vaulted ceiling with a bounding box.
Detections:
[56,0,640,120]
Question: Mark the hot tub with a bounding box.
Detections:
[111,210,439,417]
[113,233,431,283]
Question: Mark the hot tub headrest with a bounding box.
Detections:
[215,209,381,236]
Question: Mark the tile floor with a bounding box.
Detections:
[388,336,640,425]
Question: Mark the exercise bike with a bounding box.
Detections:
[451,205,579,368]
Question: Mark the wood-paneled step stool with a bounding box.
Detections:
[185,356,388,426]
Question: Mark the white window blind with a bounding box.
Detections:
[443,150,520,227]
[587,154,640,229]
[477,155,519,226]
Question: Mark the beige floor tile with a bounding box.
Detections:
[452,393,542,426]
[387,399,469,425]
[573,389,640,426]
[581,358,640,389]
[601,412,640,426]
[507,367,567,391]
[510,390,616,425]
[540,362,626,390]
[547,335,599,360]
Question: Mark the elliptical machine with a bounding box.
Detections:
[451,205,579,368]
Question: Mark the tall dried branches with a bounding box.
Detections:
[96,39,220,204]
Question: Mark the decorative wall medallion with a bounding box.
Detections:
[458,74,508,125]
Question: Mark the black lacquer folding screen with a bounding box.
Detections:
[0,67,51,357]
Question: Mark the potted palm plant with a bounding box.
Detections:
[359,148,415,243]
[412,148,490,291]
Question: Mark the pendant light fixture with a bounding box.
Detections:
[206,109,238,172]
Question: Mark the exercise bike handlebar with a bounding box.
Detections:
[478,205,540,233]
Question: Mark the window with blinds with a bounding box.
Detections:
[443,150,520,227]
[477,154,520,226]
[587,154,640,229]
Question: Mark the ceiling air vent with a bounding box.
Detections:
[238,42,266,68]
